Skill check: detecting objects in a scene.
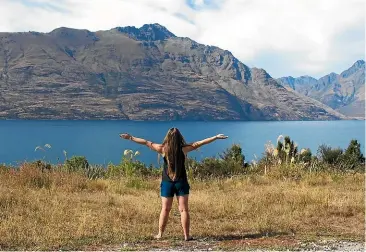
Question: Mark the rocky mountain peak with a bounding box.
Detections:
[250,67,280,87]
[49,27,93,37]
[48,27,99,48]
[115,23,176,41]
[277,76,296,89]
[341,60,365,78]
[298,75,317,81]
[295,76,318,86]
[251,67,271,79]
[317,72,338,87]
[353,59,365,67]
[277,75,318,90]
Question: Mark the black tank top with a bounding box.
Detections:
[162,155,188,182]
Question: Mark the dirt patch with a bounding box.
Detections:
[81,234,364,251]
[298,239,364,251]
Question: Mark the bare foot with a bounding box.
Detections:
[154,234,162,240]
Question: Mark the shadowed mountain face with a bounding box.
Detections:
[0,24,345,120]
[278,60,365,119]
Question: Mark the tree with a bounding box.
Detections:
[220,144,245,166]
[342,140,365,169]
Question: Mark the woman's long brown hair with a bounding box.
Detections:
[162,128,187,180]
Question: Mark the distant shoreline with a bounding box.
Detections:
[0,118,363,122]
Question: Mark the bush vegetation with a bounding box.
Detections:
[17,137,365,181]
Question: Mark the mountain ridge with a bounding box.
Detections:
[0,23,346,120]
[277,60,365,118]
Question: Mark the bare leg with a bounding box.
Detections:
[155,197,173,239]
[177,195,190,241]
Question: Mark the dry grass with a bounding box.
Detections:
[0,164,364,250]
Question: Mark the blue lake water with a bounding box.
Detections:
[0,120,364,166]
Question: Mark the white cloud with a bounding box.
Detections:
[0,0,364,78]
[193,0,205,7]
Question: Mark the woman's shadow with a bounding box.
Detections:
[203,231,292,241]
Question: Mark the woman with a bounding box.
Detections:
[120,128,228,241]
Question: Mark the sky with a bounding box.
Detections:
[0,0,364,78]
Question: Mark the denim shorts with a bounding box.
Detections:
[160,180,190,197]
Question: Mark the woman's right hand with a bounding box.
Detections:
[216,134,228,139]
[120,133,132,140]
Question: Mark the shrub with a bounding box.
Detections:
[85,165,106,180]
[107,160,148,178]
[140,163,161,177]
[125,177,149,189]
[276,136,298,164]
[257,141,278,171]
[18,163,52,189]
[257,136,301,175]
[33,160,52,172]
[0,164,9,173]
[65,156,89,172]
[267,163,304,181]
[299,148,312,163]
[106,149,159,178]
[317,145,343,165]
[187,157,222,179]
[187,156,244,180]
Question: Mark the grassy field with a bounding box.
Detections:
[0,164,364,250]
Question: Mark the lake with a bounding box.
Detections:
[0,120,364,166]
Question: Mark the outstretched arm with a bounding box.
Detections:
[120,133,163,154]
[183,134,228,153]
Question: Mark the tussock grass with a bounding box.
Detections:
[0,164,364,250]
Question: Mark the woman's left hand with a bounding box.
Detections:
[216,134,228,139]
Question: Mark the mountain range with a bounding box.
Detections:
[0,24,355,120]
[277,60,365,119]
